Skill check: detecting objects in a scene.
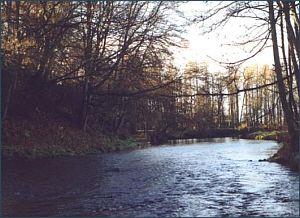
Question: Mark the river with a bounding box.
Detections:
[1,138,299,217]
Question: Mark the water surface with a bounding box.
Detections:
[2,138,299,217]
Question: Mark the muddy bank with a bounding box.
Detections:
[268,135,299,172]
[248,131,299,172]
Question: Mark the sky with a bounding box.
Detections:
[174,1,274,73]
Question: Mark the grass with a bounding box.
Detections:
[247,130,279,140]
[2,135,144,160]
[1,116,145,160]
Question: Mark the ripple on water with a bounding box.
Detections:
[1,138,299,217]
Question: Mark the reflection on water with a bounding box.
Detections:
[169,137,226,145]
[1,138,299,217]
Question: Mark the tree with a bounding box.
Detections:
[268,1,298,149]
[191,1,299,145]
[1,1,186,134]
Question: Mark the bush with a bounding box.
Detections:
[248,131,279,140]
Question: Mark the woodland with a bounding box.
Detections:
[1,1,299,166]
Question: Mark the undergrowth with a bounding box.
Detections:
[1,116,144,160]
[248,131,279,140]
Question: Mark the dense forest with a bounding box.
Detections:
[1,1,299,162]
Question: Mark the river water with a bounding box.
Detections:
[1,138,299,217]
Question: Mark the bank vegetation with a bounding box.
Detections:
[1,2,298,169]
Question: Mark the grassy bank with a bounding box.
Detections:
[2,132,145,160]
[1,85,148,161]
[240,130,288,141]
[166,128,241,140]
[166,128,282,141]
[1,116,145,160]
[2,111,298,173]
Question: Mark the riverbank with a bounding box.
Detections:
[239,130,287,141]
[240,130,299,172]
[1,116,147,161]
[267,135,299,172]
[164,128,284,142]
[2,111,298,172]
[164,128,299,172]
[243,130,298,171]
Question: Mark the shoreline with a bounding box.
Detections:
[2,129,298,173]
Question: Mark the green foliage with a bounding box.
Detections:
[248,131,279,140]
[115,136,143,150]
[24,130,30,137]
[2,130,145,160]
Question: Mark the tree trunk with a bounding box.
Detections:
[78,1,93,131]
[236,93,239,127]
[79,79,89,131]
[281,2,299,59]
[268,1,298,149]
